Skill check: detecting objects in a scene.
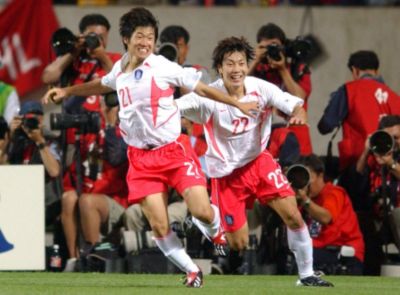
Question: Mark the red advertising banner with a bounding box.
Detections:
[0,0,59,96]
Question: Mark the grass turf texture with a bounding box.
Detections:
[0,273,399,295]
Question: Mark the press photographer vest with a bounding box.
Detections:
[339,79,400,170]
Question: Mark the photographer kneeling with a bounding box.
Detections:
[288,154,364,275]
[7,101,60,178]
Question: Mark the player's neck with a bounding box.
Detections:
[226,85,245,100]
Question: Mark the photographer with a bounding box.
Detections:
[41,14,123,272]
[249,23,313,155]
[58,99,129,272]
[7,101,60,177]
[42,14,120,87]
[292,154,364,275]
[355,115,400,272]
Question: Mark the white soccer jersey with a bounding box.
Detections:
[177,76,303,178]
[101,53,201,149]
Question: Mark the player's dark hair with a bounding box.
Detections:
[79,14,110,33]
[347,50,379,71]
[212,36,255,72]
[160,25,190,44]
[119,7,159,50]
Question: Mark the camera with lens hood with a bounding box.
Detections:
[50,111,100,134]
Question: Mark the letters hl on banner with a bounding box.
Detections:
[0,0,59,96]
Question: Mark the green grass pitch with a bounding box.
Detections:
[0,273,399,295]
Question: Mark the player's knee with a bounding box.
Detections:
[228,236,248,251]
[190,206,214,224]
[150,221,170,238]
[285,208,304,230]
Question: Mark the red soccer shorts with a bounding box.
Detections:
[126,139,207,204]
[211,151,294,232]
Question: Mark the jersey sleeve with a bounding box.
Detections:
[101,60,121,90]
[158,58,202,91]
[176,92,213,124]
[260,79,303,115]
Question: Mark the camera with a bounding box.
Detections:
[369,130,394,156]
[157,42,178,62]
[262,37,312,63]
[104,91,119,108]
[50,112,100,134]
[22,114,40,131]
[83,32,101,50]
[286,164,310,190]
[51,28,101,57]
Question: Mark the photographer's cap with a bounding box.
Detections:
[19,101,43,115]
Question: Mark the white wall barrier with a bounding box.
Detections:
[0,165,45,270]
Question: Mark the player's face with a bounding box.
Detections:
[125,26,156,62]
[219,51,248,89]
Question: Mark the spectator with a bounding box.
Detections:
[318,50,400,211]
[42,13,123,272]
[294,154,365,275]
[249,23,313,155]
[0,80,20,125]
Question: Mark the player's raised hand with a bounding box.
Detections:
[42,87,67,105]
[288,105,307,126]
[237,100,260,118]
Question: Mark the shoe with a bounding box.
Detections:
[212,230,229,256]
[183,268,203,288]
[63,258,77,272]
[296,275,334,287]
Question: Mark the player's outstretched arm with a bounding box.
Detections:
[42,78,112,104]
[194,81,259,117]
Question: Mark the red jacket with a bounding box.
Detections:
[339,79,400,170]
[309,182,365,262]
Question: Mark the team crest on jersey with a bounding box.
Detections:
[225,215,234,226]
[134,69,143,80]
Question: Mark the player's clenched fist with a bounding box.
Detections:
[42,87,68,105]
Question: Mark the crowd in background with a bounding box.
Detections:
[1,3,400,279]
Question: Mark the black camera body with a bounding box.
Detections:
[22,114,40,131]
[83,32,101,50]
[157,42,178,62]
[50,112,100,134]
[51,27,101,57]
[262,37,312,63]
